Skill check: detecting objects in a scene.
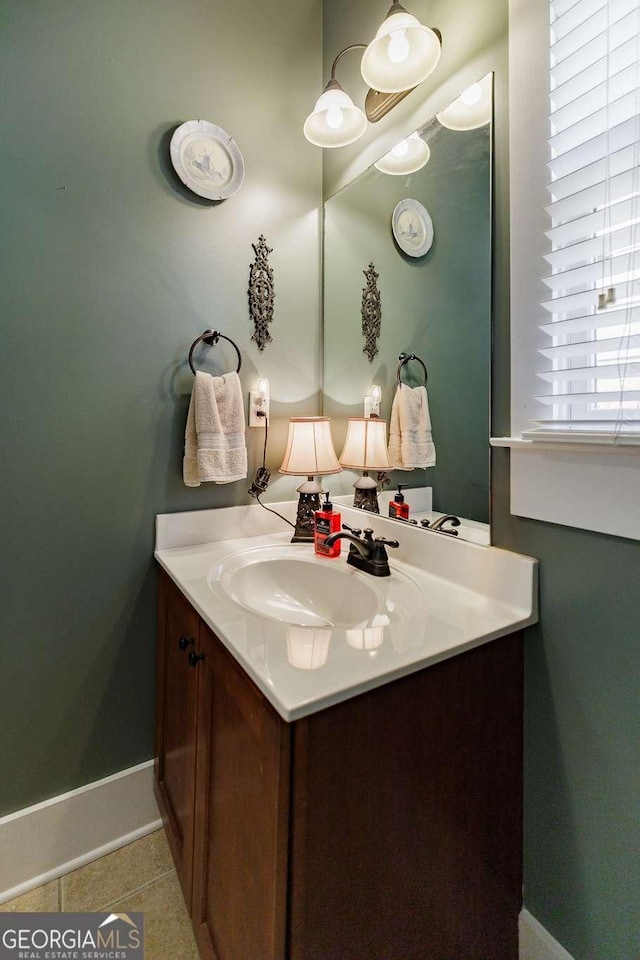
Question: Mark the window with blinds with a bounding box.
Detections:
[526,0,640,442]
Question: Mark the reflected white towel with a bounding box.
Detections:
[183,371,247,486]
[387,384,436,470]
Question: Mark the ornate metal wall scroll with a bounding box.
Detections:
[361,263,382,362]
[248,235,275,351]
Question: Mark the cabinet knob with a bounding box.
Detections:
[178,636,196,651]
[188,650,205,668]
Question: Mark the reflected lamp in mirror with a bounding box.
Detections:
[339,417,390,513]
[437,75,492,130]
[374,132,430,175]
[279,417,342,543]
[361,1,441,93]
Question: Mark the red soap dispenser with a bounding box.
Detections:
[389,484,410,521]
[314,492,341,558]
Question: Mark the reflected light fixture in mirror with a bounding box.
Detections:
[339,417,390,513]
[279,417,342,542]
[437,75,492,130]
[361,1,442,93]
[374,132,430,175]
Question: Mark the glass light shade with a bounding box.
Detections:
[374,132,430,175]
[279,417,342,476]
[361,6,441,94]
[437,75,492,131]
[303,80,367,148]
[339,418,390,471]
[287,627,331,670]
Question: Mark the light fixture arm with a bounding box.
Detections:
[330,44,367,80]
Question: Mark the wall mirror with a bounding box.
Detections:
[322,73,493,543]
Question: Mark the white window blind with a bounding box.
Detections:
[526,0,640,443]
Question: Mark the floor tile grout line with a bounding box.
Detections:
[93,868,177,914]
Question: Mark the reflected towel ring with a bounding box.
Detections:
[397,352,428,387]
[188,330,242,376]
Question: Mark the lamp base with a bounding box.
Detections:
[353,473,380,513]
[292,491,322,543]
[353,487,380,513]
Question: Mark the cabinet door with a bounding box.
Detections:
[154,572,200,910]
[192,627,290,960]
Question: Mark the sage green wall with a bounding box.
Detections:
[324,1,639,958]
[0,0,322,816]
[323,125,490,521]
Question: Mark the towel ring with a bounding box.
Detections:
[397,352,428,387]
[188,330,242,376]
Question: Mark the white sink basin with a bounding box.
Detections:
[208,543,420,629]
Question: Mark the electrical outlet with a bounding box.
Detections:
[249,391,269,427]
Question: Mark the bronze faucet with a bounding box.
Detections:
[324,524,399,577]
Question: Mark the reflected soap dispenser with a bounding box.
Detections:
[389,484,410,521]
[314,492,341,558]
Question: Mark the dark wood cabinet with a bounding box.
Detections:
[154,572,200,910]
[155,569,523,960]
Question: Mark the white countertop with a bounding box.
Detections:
[155,502,537,722]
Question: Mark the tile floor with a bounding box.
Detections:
[0,829,200,959]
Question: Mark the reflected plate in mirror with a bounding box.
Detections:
[170,120,245,200]
[392,199,434,257]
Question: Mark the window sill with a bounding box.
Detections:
[491,437,640,540]
[490,436,640,455]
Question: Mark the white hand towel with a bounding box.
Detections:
[387,384,436,470]
[183,371,247,486]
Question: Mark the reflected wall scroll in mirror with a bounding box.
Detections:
[361,263,382,362]
[323,74,493,539]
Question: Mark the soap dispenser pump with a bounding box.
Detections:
[389,484,410,521]
[314,492,342,558]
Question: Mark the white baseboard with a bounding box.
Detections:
[520,909,576,960]
[0,760,162,905]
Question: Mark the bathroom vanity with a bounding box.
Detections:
[154,503,537,960]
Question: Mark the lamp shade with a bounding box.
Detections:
[361,4,441,94]
[339,418,390,470]
[304,79,367,148]
[374,132,430,175]
[279,418,342,477]
[437,75,492,131]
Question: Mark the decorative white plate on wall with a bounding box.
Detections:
[392,198,434,257]
[170,120,245,200]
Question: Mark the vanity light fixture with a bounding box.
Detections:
[339,417,391,513]
[303,47,368,149]
[436,75,492,130]
[364,384,382,418]
[374,132,430,175]
[304,4,442,149]
[361,1,442,94]
[279,417,342,542]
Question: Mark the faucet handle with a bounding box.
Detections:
[342,522,362,537]
[375,536,400,549]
